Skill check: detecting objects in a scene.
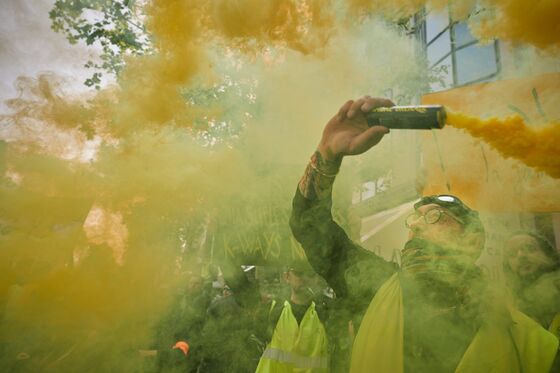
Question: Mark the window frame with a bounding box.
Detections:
[420,8,502,90]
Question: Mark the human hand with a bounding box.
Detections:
[317,96,394,161]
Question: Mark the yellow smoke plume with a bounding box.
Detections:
[210,0,334,54]
[113,0,203,133]
[477,0,560,50]
[447,111,560,179]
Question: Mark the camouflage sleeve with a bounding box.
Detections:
[291,151,397,304]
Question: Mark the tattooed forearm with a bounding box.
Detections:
[298,151,342,200]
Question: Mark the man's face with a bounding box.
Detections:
[285,269,315,294]
[504,235,550,280]
[407,203,466,249]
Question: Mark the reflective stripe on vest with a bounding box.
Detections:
[261,347,291,364]
[262,347,328,369]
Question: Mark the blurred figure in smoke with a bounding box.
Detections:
[197,263,266,373]
[503,232,560,336]
[290,96,559,372]
[152,263,266,372]
[255,262,330,372]
[150,269,213,373]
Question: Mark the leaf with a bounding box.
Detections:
[50,0,152,88]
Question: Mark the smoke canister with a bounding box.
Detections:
[365,105,446,129]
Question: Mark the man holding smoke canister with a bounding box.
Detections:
[289,96,559,372]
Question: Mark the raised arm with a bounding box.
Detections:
[290,97,398,305]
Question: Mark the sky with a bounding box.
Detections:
[0,0,95,108]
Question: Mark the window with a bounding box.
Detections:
[352,173,393,205]
[453,22,476,46]
[420,8,501,91]
[427,30,451,67]
[426,8,449,41]
[456,43,500,85]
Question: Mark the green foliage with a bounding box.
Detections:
[48,0,254,145]
[49,0,151,89]
[182,75,259,147]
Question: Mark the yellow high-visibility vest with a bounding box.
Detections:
[350,273,559,373]
[549,312,560,338]
[255,301,329,373]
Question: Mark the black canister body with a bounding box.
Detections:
[365,105,446,129]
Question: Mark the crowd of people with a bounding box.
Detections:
[148,97,560,372]
[146,262,335,372]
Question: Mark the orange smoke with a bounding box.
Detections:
[447,111,560,179]
[210,0,334,54]
[347,0,560,50]
[478,0,560,50]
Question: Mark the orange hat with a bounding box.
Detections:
[173,341,189,356]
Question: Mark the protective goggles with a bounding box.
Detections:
[405,208,463,228]
[412,195,477,221]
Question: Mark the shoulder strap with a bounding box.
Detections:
[268,299,277,316]
[265,300,287,339]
